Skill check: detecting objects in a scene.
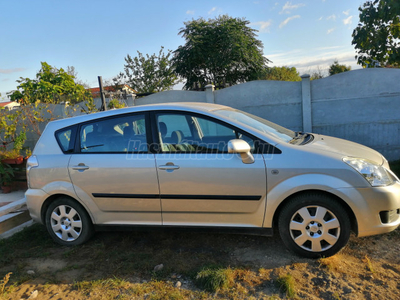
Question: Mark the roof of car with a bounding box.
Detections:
[47,102,231,129]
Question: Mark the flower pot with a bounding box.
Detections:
[1,156,24,165]
[1,185,12,194]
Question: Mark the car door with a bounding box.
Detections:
[68,112,162,225]
[153,111,267,227]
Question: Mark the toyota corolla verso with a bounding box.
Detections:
[25,102,400,258]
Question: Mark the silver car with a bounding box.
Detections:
[26,103,400,258]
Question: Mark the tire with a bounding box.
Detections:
[278,193,351,258]
[45,197,94,246]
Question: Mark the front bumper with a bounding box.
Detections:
[334,181,400,237]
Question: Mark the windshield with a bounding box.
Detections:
[214,108,296,143]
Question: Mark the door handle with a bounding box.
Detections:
[159,164,180,171]
[72,164,89,171]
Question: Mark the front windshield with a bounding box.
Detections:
[214,108,295,143]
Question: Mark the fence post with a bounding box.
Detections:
[126,94,136,107]
[301,74,312,132]
[205,84,215,103]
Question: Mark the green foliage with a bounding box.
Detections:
[107,99,126,110]
[8,62,93,105]
[173,15,270,90]
[329,60,352,76]
[352,0,400,67]
[195,267,233,292]
[277,273,296,298]
[0,163,14,186]
[261,66,301,81]
[116,47,178,94]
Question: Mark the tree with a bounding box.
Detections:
[115,46,178,94]
[352,0,400,67]
[67,66,90,88]
[8,62,93,104]
[329,60,352,75]
[308,66,327,80]
[172,15,270,90]
[260,66,301,81]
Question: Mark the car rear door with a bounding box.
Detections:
[68,112,162,225]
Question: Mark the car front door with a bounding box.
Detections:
[153,112,267,227]
[68,112,162,225]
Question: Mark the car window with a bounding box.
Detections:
[156,113,255,153]
[55,127,74,153]
[80,114,147,153]
[214,109,295,142]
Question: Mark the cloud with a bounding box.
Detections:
[343,9,350,15]
[186,10,194,15]
[327,28,335,34]
[252,20,273,33]
[327,14,336,21]
[343,16,353,26]
[316,46,343,51]
[318,16,323,21]
[279,15,300,28]
[280,1,305,14]
[0,68,26,74]
[266,48,359,75]
[208,7,217,15]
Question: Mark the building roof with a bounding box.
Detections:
[86,84,137,98]
[0,101,12,107]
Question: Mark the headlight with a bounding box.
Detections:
[343,157,394,187]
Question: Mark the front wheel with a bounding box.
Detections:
[278,193,351,258]
[45,197,93,246]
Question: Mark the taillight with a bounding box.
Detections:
[26,155,39,188]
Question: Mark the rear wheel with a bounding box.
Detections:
[278,193,351,258]
[45,197,93,246]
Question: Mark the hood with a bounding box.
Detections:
[305,134,384,165]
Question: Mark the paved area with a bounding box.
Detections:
[0,190,26,205]
[0,190,32,239]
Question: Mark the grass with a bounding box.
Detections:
[1,217,400,299]
[73,278,205,300]
[0,273,12,296]
[276,273,296,299]
[195,266,234,293]
[363,255,375,273]
[319,255,345,273]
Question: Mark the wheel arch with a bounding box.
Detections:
[272,189,358,235]
[40,194,94,225]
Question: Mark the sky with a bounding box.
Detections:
[0,0,365,101]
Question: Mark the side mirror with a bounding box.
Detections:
[228,139,255,164]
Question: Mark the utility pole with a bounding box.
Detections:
[98,76,107,111]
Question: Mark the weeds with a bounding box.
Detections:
[319,256,343,273]
[363,255,375,273]
[277,273,296,298]
[195,267,234,293]
[0,273,12,296]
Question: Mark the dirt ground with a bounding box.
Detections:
[1,224,400,299]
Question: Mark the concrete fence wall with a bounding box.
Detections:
[140,68,400,161]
